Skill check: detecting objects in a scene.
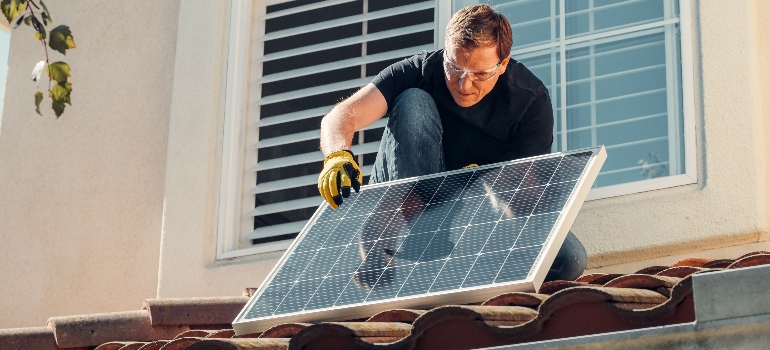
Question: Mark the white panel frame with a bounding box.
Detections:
[233,146,607,334]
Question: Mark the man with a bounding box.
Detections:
[317,4,586,282]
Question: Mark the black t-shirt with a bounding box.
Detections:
[371,49,554,170]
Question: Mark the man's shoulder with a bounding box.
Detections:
[499,59,548,97]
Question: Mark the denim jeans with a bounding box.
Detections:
[369,88,587,282]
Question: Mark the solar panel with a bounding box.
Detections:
[233,146,606,334]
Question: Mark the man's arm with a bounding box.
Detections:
[317,83,389,209]
[320,83,389,155]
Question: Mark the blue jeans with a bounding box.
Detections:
[369,88,587,283]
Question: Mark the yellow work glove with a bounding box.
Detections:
[318,150,363,209]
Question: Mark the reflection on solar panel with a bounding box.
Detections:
[233,147,606,334]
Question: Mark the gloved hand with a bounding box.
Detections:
[318,150,363,209]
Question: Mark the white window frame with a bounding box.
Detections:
[438,0,697,201]
[217,0,697,259]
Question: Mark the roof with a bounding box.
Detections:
[1,251,769,350]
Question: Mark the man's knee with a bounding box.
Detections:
[390,88,441,133]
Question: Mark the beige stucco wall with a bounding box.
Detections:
[156,0,770,297]
[0,1,179,328]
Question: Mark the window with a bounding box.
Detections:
[219,0,437,258]
[219,0,694,258]
[451,0,696,199]
[0,27,10,123]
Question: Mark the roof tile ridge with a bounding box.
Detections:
[186,337,291,350]
[602,274,682,289]
[142,297,249,327]
[288,322,406,350]
[46,310,188,349]
[727,253,770,269]
[604,275,694,323]
[258,323,312,339]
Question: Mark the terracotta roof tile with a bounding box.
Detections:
[0,327,70,350]
[727,253,770,269]
[3,250,770,350]
[367,309,425,323]
[634,265,670,275]
[136,340,169,350]
[47,310,187,349]
[143,297,249,326]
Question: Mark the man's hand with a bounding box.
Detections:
[318,150,363,209]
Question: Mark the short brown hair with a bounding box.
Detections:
[445,4,513,61]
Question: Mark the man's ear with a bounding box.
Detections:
[498,56,511,75]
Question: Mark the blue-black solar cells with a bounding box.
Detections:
[503,186,546,219]
[298,246,346,280]
[373,181,416,212]
[492,162,531,193]
[329,244,366,276]
[450,222,496,257]
[397,260,445,297]
[244,282,291,319]
[294,219,339,252]
[440,195,485,229]
[243,149,598,322]
[469,191,517,225]
[550,151,592,183]
[270,250,316,284]
[346,186,388,218]
[410,201,454,234]
[514,213,560,248]
[304,274,352,310]
[461,250,509,288]
[391,231,435,264]
[365,264,415,302]
[532,181,577,215]
[482,218,527,253]
[429,255,477,292]
[273,278,324,315]
[430,172,473,203]
[322,215,368,248]
[406,177,444,206]
[495,246,542,283]
[419,229,455,262]
[461,167,502,197]
[355,210,398,243]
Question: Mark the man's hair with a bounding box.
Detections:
[445,4,513,61]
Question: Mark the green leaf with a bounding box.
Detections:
[29,13,43,34]
[49,25,76,55]
[51,100,65,118]
[34,29,45,40]
[11,12,24,28]
[45,61,69,83]
[34,91,43,115]
[1,0,25,25]
[40,0,50,24]
[50,81,72,105]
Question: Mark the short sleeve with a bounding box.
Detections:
[371,53,427,111]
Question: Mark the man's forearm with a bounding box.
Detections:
[319,84,389,156]
[320,103,357,156]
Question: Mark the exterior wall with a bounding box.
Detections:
[156,0,284,299]
[575,0,770,267]
[0,1,179,328]
[157,0,770,297]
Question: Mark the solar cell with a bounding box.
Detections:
[234,147,606,334]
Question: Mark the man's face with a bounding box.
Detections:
[443,45,510,107]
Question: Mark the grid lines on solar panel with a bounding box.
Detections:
[242,149,598,322]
